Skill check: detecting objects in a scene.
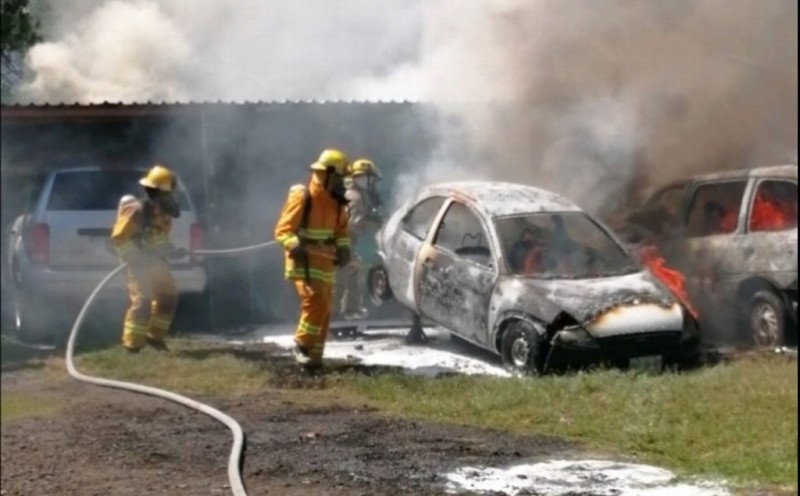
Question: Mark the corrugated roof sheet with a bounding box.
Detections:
[1,99,419,107]
[0,100,422,123]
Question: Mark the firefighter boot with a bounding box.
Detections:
[146,337,170,352]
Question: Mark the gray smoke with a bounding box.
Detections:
[14,0,798,215]
[393,0,798,214]
[18,0,422,103]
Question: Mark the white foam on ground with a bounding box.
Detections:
[444,459,730,496]
[252,327,511,377]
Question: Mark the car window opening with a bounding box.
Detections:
[433,202,493,267]
[684,181,747,237]
[496,212,637,279]
[749,180,798,232]
[401,196,446,240]
[47,170,191,211]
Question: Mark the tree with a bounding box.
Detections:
[1,0,41,100]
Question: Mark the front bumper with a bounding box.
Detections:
[551,327,684,356]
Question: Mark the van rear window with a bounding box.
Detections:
[47,170,190,211]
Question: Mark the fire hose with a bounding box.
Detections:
[65,240,280,496]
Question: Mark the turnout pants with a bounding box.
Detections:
[339,252,365,315]
[122,257,178,350]
[293,279,333,361]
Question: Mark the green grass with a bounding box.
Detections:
[4,336,796,492]
[73,338,273,396]
[1,392,60,421]
[343,355,797,491]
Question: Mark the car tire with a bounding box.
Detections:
[746,288,786,349]
[367,264,393,306]
[500,321,546,376]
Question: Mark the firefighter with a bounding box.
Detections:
[275,149,352,368]
[339,158,384,320]
[111,165,185,353]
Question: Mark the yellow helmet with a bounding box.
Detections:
[139,165,176,192]
[351,158,382,179]
[310,149,350,175]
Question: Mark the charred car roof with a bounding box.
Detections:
[665,164,797,186]
[418,181,582,217]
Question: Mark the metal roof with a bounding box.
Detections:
[0,100,420,123]
[662,164,798,186]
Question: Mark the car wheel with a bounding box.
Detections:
[367,264,393,306]
[500,321,545,376]
[747,289,786,349]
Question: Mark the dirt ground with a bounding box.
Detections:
[0,344,575,496]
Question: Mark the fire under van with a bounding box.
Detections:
[620,164,798,348]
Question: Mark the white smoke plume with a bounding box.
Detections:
[18,0,422,103]
[16,0,798,215]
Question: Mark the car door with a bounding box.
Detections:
[741,178,798,283]
[385,196,447,310]
[416,200,497,344]
[677,179,750,305]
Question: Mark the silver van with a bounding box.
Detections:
[6,167,208,343]
[620,164,797,348]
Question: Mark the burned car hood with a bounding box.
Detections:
[498,270,678,325]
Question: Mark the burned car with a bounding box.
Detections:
[368,181,699,375]
[618,164,798,348]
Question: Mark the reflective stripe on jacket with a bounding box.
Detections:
[274,174,350,282]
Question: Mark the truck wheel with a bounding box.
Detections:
[367,264,393,306]
[747,289,786,349]
[501,321,546,376]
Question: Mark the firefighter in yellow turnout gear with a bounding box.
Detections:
[111,165,186,353]
[275,150,352,368]
[339,158,384,320]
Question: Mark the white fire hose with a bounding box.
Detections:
[65,240,279,496]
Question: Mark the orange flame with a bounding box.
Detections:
[749,194,796,232]
[638,245,699,319]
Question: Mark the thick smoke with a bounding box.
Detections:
[14,0,798,211]
[18,0,421,103]
[390,0,798,214]
[5,0,796,330]
[13,0,798,215]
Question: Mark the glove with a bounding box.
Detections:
[289,244,307,265]
[335,247,351,268]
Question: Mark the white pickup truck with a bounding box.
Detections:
[6,167,208,343]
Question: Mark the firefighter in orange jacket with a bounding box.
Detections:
[111,165,185,353]
[275,149,352,368]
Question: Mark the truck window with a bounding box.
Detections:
[47,170,190,211]
[644,183,686,224]
[748,180,798,232]
[684,181,747,237]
